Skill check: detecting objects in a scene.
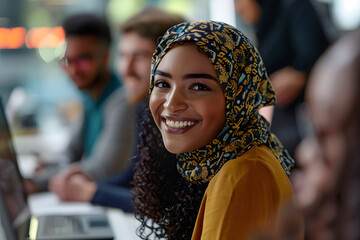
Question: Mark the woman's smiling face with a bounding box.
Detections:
[149,43,226,154]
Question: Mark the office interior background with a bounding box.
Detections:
[0,0,359,168]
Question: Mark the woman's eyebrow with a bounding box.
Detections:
[183,73,218,81]
[154,71,218,82]
[154,70,172,78]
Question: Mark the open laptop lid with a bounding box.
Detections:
[0,190,17,240]
[0,98,31,240]
[0,98,22,179]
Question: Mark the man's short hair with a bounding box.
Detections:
[62,13,112,47]
[121,7,185,46]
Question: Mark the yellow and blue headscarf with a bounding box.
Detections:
[149,21,294,184]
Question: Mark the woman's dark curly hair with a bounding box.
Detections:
[131,101,208,240]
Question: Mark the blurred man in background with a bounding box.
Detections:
[293,29,360,240]
[249,28,360,240]
[27,13,137,193]
[235,0,329,158]
[49,7,185,212]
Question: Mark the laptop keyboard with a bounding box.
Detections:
[42,216,84,235]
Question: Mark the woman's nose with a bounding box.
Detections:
[163,87,188,113]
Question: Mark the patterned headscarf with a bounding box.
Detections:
[149,21,294,184]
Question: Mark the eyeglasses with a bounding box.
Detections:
[60,53,100,70]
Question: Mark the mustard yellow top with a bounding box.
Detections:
[191,145,303,240]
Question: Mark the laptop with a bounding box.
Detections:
[0,98,114,240]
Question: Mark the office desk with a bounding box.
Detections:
[28,192,140,240]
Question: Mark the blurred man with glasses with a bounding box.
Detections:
[26,13,136,193]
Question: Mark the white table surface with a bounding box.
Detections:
[28,192,140,240]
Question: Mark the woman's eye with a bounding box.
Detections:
[191,83,211,91]
[154,81,170,88]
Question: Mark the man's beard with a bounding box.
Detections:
[86,66,107,91]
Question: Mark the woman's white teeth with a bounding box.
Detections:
[166,119,196,128]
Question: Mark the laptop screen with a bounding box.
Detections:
[0,99,20,177]
[0,99,31,239]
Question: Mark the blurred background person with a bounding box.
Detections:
[248,28,360,240]
[234,0,329,158]
[48,7,185,212]
[292,29,360,240]
[26,13,137,193]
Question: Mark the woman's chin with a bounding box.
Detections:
[165,145,186,154]
[164,142,196,154]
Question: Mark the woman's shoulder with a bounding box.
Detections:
[210,145,290,189]
[223,145,277,170]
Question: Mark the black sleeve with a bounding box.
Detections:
[289,0,329,74]
[96,156,137,187]
[90,183,133,212]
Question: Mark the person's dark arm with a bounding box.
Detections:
[89,156,139,211]
[290,0,329,74]
[90,183,133,212]
[96,156,138,187]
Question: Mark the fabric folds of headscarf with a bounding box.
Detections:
[149,20,294,184]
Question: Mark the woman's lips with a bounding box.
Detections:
[161,117,198,134]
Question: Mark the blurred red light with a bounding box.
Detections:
[0,26,65,49]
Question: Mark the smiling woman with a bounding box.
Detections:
[132,20,303,240]
[150,43,225,153]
